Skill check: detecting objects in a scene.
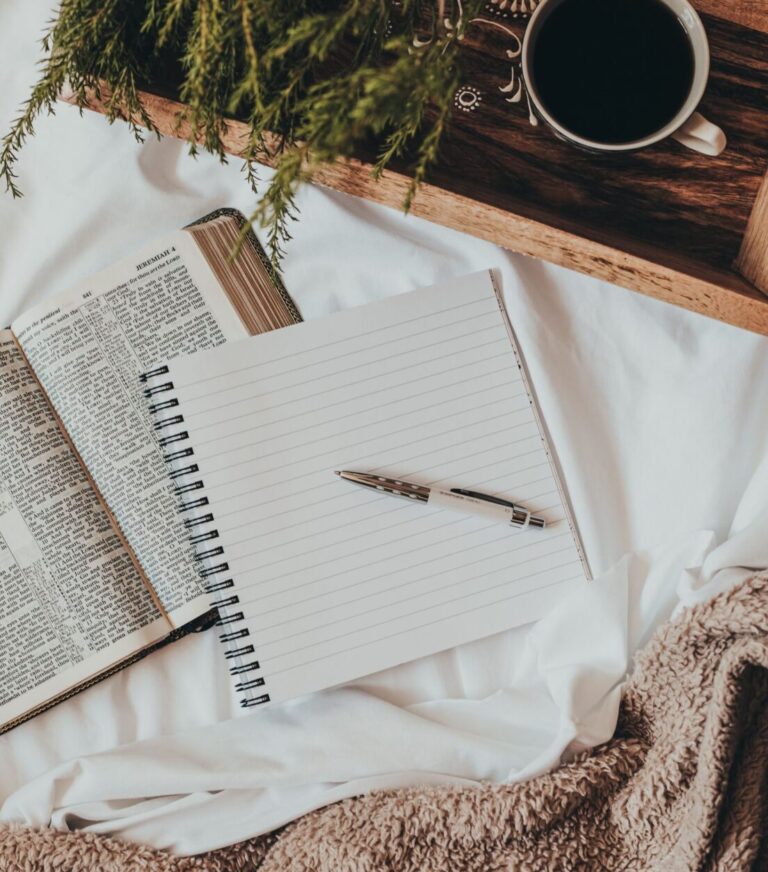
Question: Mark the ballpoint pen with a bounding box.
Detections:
[334,471,546,529]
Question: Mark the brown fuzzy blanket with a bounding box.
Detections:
[2,573,767,871]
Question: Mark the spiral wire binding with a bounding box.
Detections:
[140,364,270,708]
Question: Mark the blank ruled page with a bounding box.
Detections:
[162,271,588,706]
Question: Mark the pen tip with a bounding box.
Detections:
[333,470,341,476]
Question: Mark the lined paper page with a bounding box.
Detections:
[164,271,587,705]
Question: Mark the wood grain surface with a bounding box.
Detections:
[61,3,768,335]
[695,0,768,31]
[737,172,768,291]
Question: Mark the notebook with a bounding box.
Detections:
[143,271,589,708]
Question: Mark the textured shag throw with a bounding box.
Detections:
[2,573,767,871]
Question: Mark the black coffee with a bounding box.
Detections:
[531,0,694,144]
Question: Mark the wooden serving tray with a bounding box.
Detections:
[63,0,768,335]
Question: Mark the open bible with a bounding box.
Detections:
[0,209,300,733]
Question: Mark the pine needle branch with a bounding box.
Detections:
[2,0,484,268]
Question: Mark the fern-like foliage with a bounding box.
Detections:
[2,1,481,265]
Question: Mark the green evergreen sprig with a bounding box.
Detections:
[2,1,480,265]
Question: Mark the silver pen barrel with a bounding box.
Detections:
[334,471,429,502]
[336,471,546,528]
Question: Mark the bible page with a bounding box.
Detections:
[0,332,168,729]
[11,231,248,627]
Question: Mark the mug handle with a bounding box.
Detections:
[671,111,727,156]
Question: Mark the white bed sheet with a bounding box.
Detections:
[1,1,767,855]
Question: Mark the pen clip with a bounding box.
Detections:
[450,488,521,510]
[449,489,545,529]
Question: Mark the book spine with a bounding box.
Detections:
[140,364,269,709]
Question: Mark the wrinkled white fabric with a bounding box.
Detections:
[1,0,767,856]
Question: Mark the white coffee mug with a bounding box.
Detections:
[521,0,727,156]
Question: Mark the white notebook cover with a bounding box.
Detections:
[144,271,588,708]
